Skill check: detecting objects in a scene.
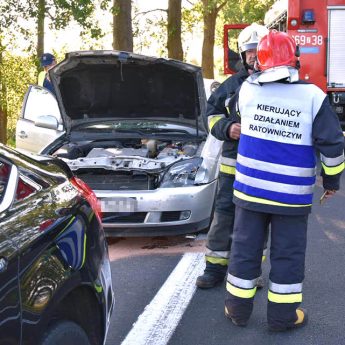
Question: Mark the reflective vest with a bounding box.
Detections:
[233,80,344,213]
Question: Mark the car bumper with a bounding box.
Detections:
[96,180,217,237]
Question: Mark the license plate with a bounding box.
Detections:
[100,197,137,212]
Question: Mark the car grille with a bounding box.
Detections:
[76,170,156,190]
[102,212,147,223]
[102,211,183,224]
[160,211,182,222]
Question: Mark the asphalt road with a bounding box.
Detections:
[105,174,345,345]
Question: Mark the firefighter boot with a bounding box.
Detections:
[196,261,228,289]
[268,308,308,332]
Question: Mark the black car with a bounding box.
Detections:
[0,144,114,345]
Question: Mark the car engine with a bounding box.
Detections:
[53,138,204,190]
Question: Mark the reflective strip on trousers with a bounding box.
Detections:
[268,280,303,304]
[226,282,257,299]
[205,255,228,266]
[205,249,230,259]
[228,273,258,289]
[219,156,236,175]
[227,273,257,298]
[220,157,236,167]
[320,152,344,167]
[321,160,344,176]
[220,164,236,175]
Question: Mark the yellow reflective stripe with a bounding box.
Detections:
[81,234,87,268]
[226,282,256,298]
[321,161,344,176]
[234,190,312,208]
[209,115,223,130]
[38,71,46,86]
[220,164,236,175]
[94,283,103,293]
[262,255,266,262]
[206,256,228,266]
[268,291,302,303]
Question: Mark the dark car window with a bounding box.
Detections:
[15,177,36,201]
[1,161,37,205]
[0,162,10,203]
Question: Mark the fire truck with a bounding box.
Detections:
[223,0,345,130]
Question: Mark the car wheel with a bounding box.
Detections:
[40,321,91,345]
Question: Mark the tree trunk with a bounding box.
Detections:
[0,37,7,144]
[201,0,217,79]
[167,0,183,61]
[113,0,133,52]
[201,0,226,79]
[37,0,45,59]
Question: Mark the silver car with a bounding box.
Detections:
[16,51,222,237]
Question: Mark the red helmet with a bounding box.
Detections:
[257,30,298,71]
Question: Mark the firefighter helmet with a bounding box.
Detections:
[237,23,269,70]
[257,30,299,71]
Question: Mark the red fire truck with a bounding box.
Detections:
[223,0,345,130]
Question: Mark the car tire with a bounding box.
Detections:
[40,321,91,345]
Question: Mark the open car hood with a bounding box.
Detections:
[50,51,207,134]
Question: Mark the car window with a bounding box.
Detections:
[0,161,10,203]
[0,160,38,207]
[15,177,36,201]
[23,86,61,123]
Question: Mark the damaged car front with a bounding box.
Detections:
[16,51,222,236]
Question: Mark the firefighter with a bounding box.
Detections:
[196,23,269,289]
[224,30,344,331]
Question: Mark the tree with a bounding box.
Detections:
[0,36,6,143]
[201,0,226,79]
[0,0,108,144]
[113,0,133,51]
[167,0,183,60]
[4,0,107,60]
[0,0,21,144]
[222,0,276,25]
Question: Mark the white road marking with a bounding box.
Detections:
[120,252,205,345]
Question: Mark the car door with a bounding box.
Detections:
[16,85,64,154]
[0,160,21,345]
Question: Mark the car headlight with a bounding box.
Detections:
[160,158,203,188]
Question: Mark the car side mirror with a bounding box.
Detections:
[34,115,59,130]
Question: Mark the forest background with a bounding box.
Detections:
[0,0,275,145]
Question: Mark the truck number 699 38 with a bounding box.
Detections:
[292,35,323,46]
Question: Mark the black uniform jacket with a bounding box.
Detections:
[208,68,248,164]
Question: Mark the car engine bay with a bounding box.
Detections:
[53,138,205,190]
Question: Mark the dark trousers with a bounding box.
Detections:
[225,206,308,327]
[206,173,235,254]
